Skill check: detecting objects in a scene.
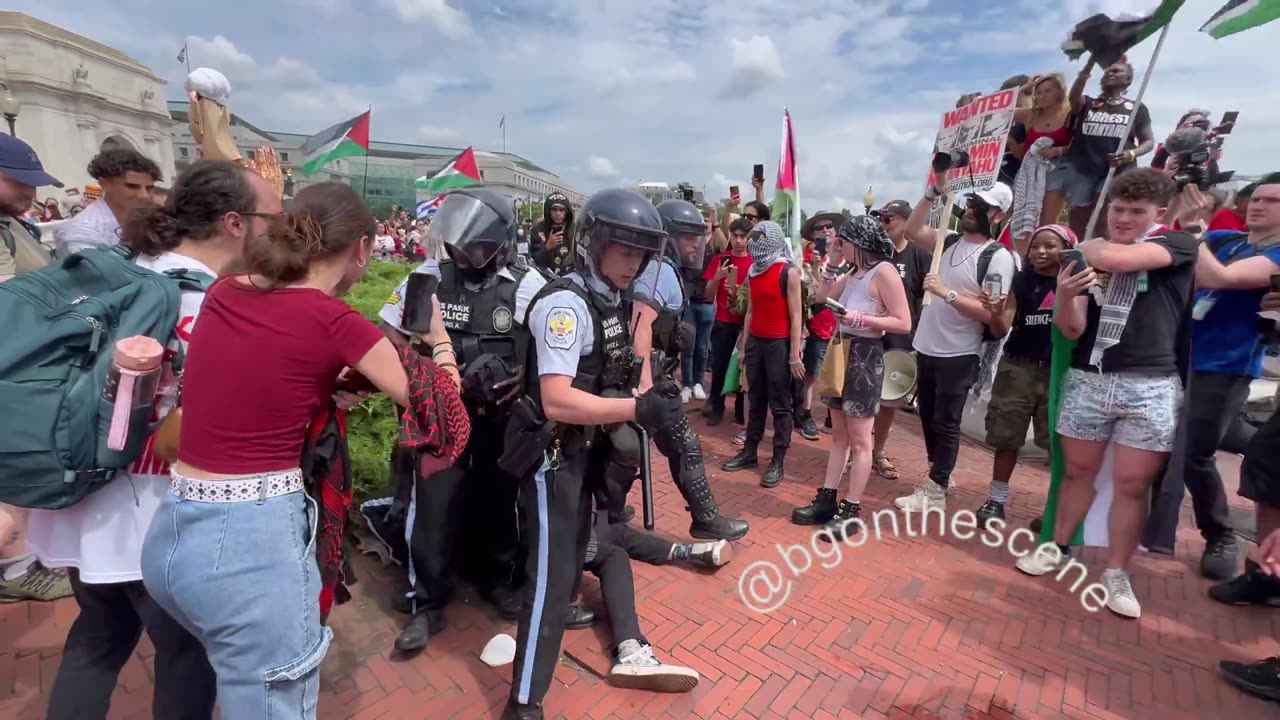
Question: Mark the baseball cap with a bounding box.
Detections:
[971,182,1012,213]
[0,134,63,188]
[871,199,912,220]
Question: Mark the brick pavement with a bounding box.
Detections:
[1,409,1277,719]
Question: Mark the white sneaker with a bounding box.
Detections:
[692,383,707,401]
[1101,568,1141,618]
[681,387,692,404]
[609,639,700,692]
[1015,544,1069,576]
[894,482,946,511]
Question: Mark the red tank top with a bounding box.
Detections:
[749,263,790,339]
[1026,124,1072,148]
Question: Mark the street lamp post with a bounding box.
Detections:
[0,82,20,136]
[862,186,876,215]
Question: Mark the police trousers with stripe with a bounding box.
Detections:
[510,446,596,708]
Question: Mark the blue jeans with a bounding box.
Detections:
[681,301,715,389]
[141,475,331,720]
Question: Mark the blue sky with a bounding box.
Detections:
[11,0,1279,212]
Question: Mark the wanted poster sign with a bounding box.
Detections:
[925,88,1017,196]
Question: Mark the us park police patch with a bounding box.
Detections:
[493,306,513,333]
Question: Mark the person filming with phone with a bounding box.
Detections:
[530,193,574,276]
[1163,173,1280,587]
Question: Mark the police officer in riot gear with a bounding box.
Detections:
[378,187,556,652]
[502,188,687,720]
[597,198,750,541]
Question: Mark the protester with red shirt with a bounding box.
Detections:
[794,212,842,440]
[722,221,805,489]
[702,218,752,425]
[139,183,459,720]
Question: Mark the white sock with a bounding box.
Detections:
[989,481,1010,505]
[1,553,36,581]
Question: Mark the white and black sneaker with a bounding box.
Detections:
[609,639,700,692]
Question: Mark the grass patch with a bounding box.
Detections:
[343,258,418,496]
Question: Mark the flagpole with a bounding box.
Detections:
[184,44,191,74]
[360,105,371,202]
[1082,23,1172,240]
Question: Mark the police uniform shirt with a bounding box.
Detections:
[378,261,548,336]
[632,259,685,314]
[527,273,622,377]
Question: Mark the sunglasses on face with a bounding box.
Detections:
[813,222,834,232]
[744,213,759,221]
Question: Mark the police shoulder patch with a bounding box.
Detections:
[544,306,578,349]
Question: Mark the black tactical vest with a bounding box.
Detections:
[436,259,528,370]
[649,257,687,357]
[524,275,634,454]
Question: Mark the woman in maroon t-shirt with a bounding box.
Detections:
[139,183,457,720]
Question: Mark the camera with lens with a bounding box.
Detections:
[1165,124,1235,190]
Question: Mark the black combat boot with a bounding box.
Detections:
[722,444,759,471]
[760,449,785,488]
[819,500,862,543]
[565,602,598,629]
[502,701,544,720]
[791,488,838,526]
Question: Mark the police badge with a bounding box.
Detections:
[493,306,513,333]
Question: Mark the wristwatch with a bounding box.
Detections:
[944,291,958,304]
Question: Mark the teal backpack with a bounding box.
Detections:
[0,245,213,509]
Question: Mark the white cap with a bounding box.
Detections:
[971,182,1013,213]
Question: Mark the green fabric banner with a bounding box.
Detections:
[1040,326,1086,546]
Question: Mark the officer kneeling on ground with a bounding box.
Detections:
[595,198,748,540]
[378,188,601,653]
[500,188,690,720]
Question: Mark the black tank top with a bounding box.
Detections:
[1000,269,1057,364]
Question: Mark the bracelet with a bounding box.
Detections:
[432,346,454,358]
[436,361,458,371]
[789,360,802,366]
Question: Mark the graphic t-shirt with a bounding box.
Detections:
[1067,95,1151,179]
[1191,231,1280,378]
[1071,229,1199,374]
[704,251,753,324]
[1000,268,1057,364]
[885,242,931,351]
[26,251,215,583]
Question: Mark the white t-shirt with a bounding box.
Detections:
[26,251,215,584]
[912,236,1015,358]
[52,199,120,258]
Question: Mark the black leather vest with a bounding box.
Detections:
[436,259,527,370]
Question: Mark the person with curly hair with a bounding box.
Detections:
[53,147,162,257]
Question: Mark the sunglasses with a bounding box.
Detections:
[813,222,834,232]
[744,214,759,221]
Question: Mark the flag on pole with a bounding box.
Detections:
[1061,0,1185,67]
[298,110,371,177]
[416,195,445,220]
[177,45,187,64]
[414,147,483,193]
[771,109,800,250]
[499,114,505,129]
[1201,0,1280,37]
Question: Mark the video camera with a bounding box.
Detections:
[1165,112,1238,190]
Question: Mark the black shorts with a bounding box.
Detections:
[802,335,829,377]
[1240,408,1280,508]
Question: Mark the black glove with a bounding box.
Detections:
[635,382,683,435]
[491,366,525,406]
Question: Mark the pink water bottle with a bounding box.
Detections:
[104,336,164,452]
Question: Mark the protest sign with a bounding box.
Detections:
[925,88,1017,194]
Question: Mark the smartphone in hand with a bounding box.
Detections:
[753,164,765,182]
[1061,249,1089,274]
[402,271,440,334]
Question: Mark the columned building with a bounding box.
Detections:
[0,12,177,195]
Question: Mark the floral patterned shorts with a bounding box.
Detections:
[1057,368,1183,453]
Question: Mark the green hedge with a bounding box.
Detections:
[343,259,416,496]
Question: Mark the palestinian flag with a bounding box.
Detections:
[415,147,482,193]
[771,109,800,252]
[1062,0,1185,68]
[1201,0,1280,38]
[298,110,370,177]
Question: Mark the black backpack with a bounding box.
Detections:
[940,233,1009,342]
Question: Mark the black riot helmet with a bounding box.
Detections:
[429,187,516,279]
[655,199,709,271]
[573,188,666,291]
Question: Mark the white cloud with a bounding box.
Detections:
[723,35,784,98]
[416,125,460,143]
[6,0,1276,216]
[388,0,470,39]
[588,156,621,181]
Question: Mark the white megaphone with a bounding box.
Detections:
[881,349,918,402]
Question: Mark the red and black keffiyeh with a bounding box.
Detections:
[397,345,470,479]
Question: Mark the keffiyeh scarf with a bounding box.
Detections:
[1088,225,1165,368]
[747,221,793,277]
[1008,137,1054,244]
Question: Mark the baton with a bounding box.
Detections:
[630,422,655,530]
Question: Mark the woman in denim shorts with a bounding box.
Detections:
[141,183,459,719]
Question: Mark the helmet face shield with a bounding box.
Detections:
[430,193,507,271]
[670,229,707,270]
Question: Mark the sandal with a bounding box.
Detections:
[873,453,899,480]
